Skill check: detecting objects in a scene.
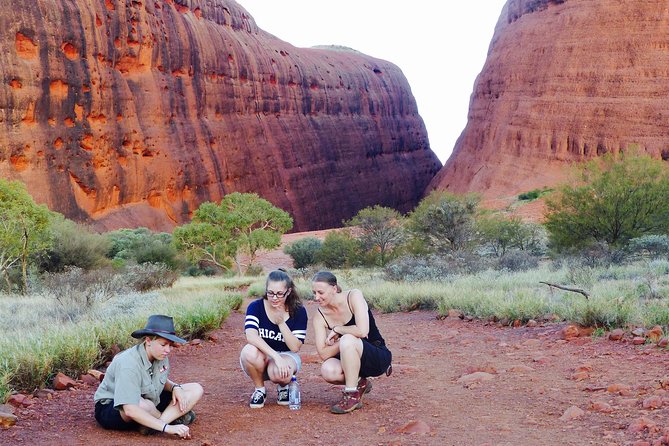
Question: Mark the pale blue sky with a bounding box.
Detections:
[235,0,507,164]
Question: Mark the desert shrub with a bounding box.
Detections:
[316,231,362,269]
[107,228,180,269]
[124,263,179,292]
[494,250,540,272]
[284,237,322,269]
[627,235,669,259]
[385,255,452,282]
[134,242,182,270]
[385,253,489,282]
[40,218,110,272]
[555,241,627,270]
[37,267,135,323]
[518,189,541,201]
[245,264,264,276]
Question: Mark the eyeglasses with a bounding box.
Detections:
[267,290,288,298]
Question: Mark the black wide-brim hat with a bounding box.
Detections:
[131,315,187,344]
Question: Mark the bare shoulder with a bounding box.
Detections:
[347,289,368,308]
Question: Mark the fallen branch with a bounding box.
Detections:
[539,281,590,299]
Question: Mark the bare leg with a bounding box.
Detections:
[321,358,345,384]
[339,334,363,388]
[159,383,204,423]
[240,344,268,388]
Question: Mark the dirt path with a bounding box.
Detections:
[3,301,669,446]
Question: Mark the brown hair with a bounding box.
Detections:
[265,269,302,319]
[311,270,342,293]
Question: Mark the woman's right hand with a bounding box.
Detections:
[166,423,191,439]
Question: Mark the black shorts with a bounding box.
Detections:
[332,339,392,378]
[359,339,392,378]
[94,390,171,431]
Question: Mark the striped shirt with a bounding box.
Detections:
[244,298,307,351]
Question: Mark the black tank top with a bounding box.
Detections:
[318,291,386,346]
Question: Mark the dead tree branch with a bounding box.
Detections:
[539,281,590,299]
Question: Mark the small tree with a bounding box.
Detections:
[477,215,523,257]
[345,205,405,266]
[284,237,322,269]
[545,153,669,250]
[0,180,54,291]
[174,193,293,274]
[476,214,546,257]
[406,191,479,253]
[316,230,362,269]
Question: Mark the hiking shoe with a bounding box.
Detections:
[172,410,196,425]
[277,385,289,406]
[330,389,363,414]
[138,425,157,436]
[249,389,266,408]
[357,377,373,400]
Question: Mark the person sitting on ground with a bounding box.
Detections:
[240,269,308,408]
[93,314,204,438]
[312,271,392,414]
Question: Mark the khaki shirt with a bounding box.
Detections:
[93,343,170,408]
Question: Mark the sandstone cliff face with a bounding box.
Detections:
[0,0,440,231]
[431,0,669,210]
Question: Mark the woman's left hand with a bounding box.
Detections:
[171,386,189,412]
[326,329,340,346]
[273,355,292,379]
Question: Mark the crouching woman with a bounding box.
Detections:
[312,271,392,414]
[93,315,204,438]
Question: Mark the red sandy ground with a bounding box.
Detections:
[3,300,669,446]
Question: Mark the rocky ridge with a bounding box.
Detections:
[431,0,669,211]
[0,0,440,231]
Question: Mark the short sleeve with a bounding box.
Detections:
[244,299,263,332]
[291,306,308,343]
[113,366,142,408]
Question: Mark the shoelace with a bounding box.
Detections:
[252,390,265,402]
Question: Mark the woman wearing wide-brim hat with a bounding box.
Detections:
[93,315,204,438]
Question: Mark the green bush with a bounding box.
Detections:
[40,218,110,272]
[518,190,540,201]
[284,237,323,269]
[316,231,362,269]
[406,191,479,253]
[107,228,180,269]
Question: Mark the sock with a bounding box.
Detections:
[344,387,357,392]
[255,386,266,394]
[277,384,288,390]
